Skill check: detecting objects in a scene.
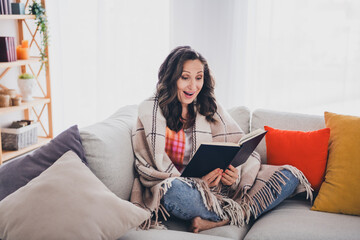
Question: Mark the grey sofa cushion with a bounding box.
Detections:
[244,199,360,240]
[251,109,325,163]
[0,125,87,201]
[120,229,233,240]
[80,105,138,200]
[228,106,251,134]
[163,217,250,240]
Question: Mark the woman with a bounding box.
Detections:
[130,46,312,233]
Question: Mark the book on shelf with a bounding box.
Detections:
[0,0,11,15]
[0,36,16,62]
[181,128,267,178]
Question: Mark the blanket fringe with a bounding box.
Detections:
[248,170,286,218]
[281,165,314,203]
[180,178,251,227]
[249,167,313,219]
[139,178,175,230]
[179,178,225,217]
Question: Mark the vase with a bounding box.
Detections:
[17,78,35,102]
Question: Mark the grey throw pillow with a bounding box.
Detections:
[0,151,149,240]
[0,125,87,201]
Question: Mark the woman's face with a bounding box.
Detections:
[176,59,204,108]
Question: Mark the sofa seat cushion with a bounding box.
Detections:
[244,199,360,240]
[80,105,138,200]
[163,217,250,240]
[119,229,233,240]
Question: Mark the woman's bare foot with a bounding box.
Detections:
[190,217,229,233]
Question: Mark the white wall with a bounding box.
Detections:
[170,0,245,108]
[170,0,360,116]
[47,0,170,135]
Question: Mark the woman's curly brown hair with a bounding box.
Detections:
[157,46,217,132]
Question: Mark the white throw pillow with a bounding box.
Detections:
[0,150,149,240]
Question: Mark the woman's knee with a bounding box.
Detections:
[280,169,299,193]
[163,179,194,203]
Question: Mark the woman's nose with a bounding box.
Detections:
[189,79,196,90]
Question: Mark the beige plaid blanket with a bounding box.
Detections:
[130,96,312,229]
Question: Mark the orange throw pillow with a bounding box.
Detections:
[264,126,330,191]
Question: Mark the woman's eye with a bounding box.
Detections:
[181,76,189,80]
[196,76,203,80]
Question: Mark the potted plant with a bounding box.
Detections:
[18,73,36,102]
[28,1,49,62]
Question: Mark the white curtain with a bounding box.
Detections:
[47,0,170,135]
[241,0,360,115]
[171,0,360,115]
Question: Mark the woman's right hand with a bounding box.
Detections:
[201,168,223,187]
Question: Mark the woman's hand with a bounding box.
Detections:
[220,165,239,186]
[201,168,223,187]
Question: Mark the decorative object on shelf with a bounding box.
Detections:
[0,88,19,107]
[12,96,22,106]
[28,1,48,62]
[11,3,25,15]
[0,94,10,107]
[17,73,35,102]
[1,121,38,150]
[16,40,29,60]
[0,36,17,62]
[0,0,12,14]
[4,89,17,106]
[9,119,33,128]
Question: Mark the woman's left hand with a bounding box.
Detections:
[221,165,239,186]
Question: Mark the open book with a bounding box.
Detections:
[181,129,267,178]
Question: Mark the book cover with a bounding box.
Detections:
[4,0,10,14]
[3,0,7,14]
[5,37,10,61]
[181,129,267,178]
[0,37,9,62]
[0,0,5,15]
[9,37,16,61]
[7,0,11,14]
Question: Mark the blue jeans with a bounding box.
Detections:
[253,169,299,219]
[161,179,221,221]
[161,169,299,222]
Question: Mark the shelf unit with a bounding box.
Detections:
[0,0,52,164]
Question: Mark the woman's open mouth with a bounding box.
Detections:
[184,91,195,97]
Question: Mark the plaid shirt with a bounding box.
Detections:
[165,127,186,172]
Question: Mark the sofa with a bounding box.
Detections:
[78,105,359,240]
[0,105,359,240]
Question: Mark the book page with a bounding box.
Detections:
[202,142,239,147]
[239,129,266,145]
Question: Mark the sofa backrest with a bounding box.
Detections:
[228,106,251,134]
[251,109,326,163]
[80,105,138,201]
[79,105,251,201]
[79,105,326,200]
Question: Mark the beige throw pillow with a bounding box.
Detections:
[0,151,149,240]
